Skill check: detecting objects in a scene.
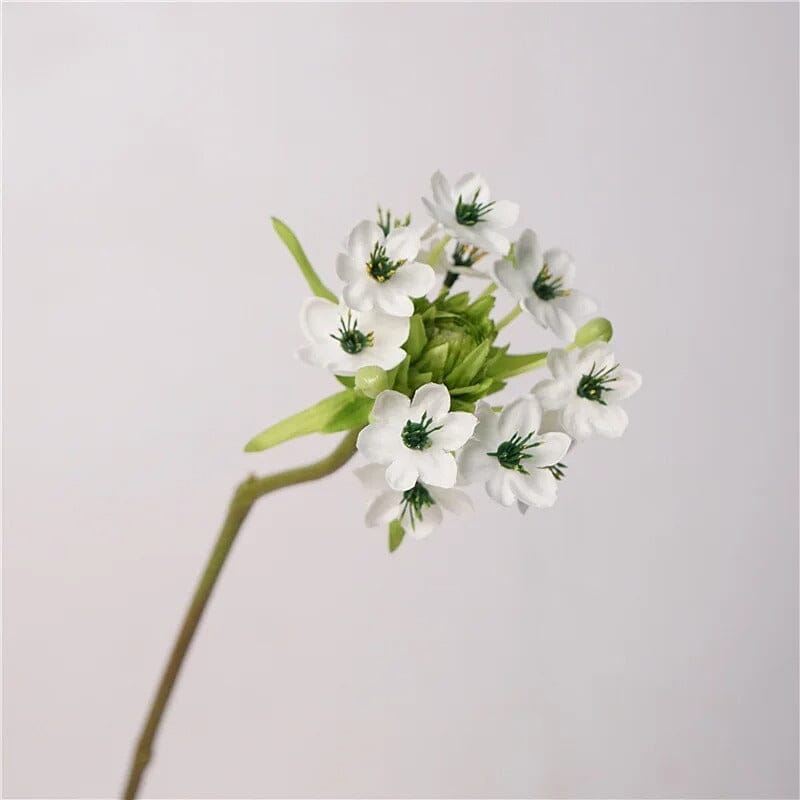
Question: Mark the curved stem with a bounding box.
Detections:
[122,429,360,800]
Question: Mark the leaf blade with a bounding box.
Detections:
[271,217,337,303]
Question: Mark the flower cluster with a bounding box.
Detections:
[248,172,641,551]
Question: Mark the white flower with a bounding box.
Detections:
[494,229,597,342]
[418,236,493,281]
[457,396,571,508]
[297,297,409,376]
[355,463,472,540]
[335,220,435,317]
[357,382,477,491]
[532,343,642,440]
[421,170,519,255]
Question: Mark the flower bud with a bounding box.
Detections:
[355,366,390,399]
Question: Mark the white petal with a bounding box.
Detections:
[342,280,375,312]
[430,411,478,451]
[546,305,578,342]
[357,422,402,464]
[390,261,436,297]
[299,297,340,344]
[542,249,575,284]
[410,382,451,421]
[494,258,530,300]
[457,440,494,483]
[532,378,573,410]
[606,367,642,403]
[557,290,597,319]
[589,403,629,438]
[335,252,361,282]
[454,172,491,203]
[498,395,542,440]
[374,287,415,317]
[514,229,543,281]
[472,401,501,446]
[421,197,457,229]
[510,469,557,508]
[486,469,516,506]
[370,390,410,423]
[522,295,550,328]
[576,342,614,374]
[406,504,443,540]
[357,309,409,347]
[384,227,420,263]
[365,491,403,526]
[348,220,382,263]
[429,486,473,515]
[472,227,510,256]
[354,463,391,493]
[430,170,455,208]
[561,399,600,440]
[363,345,407,371]
[488,200,519,229]
[546,348,574,379]
[415,449,457,488]
[385,454,419,491]
[296,344,324,367]
[527,432,572,467]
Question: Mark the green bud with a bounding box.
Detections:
[355,366,390,398]
[572,317,613,348]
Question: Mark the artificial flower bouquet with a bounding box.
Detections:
[123,171,641,798]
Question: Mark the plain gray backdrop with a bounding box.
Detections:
[3,3,798,798]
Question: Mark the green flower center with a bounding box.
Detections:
[488,431,539,473]
[401,411,442,450]
[455,190,495,227]
[330,311,374,354]
[576,363,618,404]
[452,242,487,268]
[401,481,435,529]
[532,264,570,301]
[366,241,405,282]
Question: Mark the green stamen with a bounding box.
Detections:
[377,206,411,237]
[400,481,436,531]
[452,242,487,268]
[455,190,495,227]
[532,264,570,301]
[547,462,567,481]
[366,241,405,282]
[576,362,618,404]
[488,431,539,473]
[401,411,443,450]
[330,311,374,354]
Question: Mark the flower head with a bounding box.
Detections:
[355,463,472,541]
[422,171,519,255]
[458,396,571,508]
[357,382,477,491]
[419,233,493,282]
[532,343,642,440]
[336,220,435,317]
[297,297,409,376]
[495,229,597,341]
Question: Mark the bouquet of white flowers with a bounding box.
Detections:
[123,170,641,798]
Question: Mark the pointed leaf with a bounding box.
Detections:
[487,350,548,379]
[445,339,491,387]
[244,389,369,452]
[271,217,337,303]
[405,315,427,360]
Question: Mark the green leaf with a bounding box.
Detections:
[572,317,613,348]
[388,520,405,552]
[487,350,548,379]
[244,389,370,452]
[271,217,337,303]
[422,343,449,381]
[445,340,491,388]
[336,375,355,388]
[449,377,495,397]
[405,315,427,360]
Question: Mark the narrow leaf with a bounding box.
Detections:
[445,340,491,387]
[244,389,368,452]
[487,350,548,380]
[271,217,337,303]
[405,315,427,360]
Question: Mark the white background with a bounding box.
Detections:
[3,3,798,798]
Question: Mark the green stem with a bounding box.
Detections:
[476,281,497,300]
[121,429,360,800]
[496,305,522,331]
